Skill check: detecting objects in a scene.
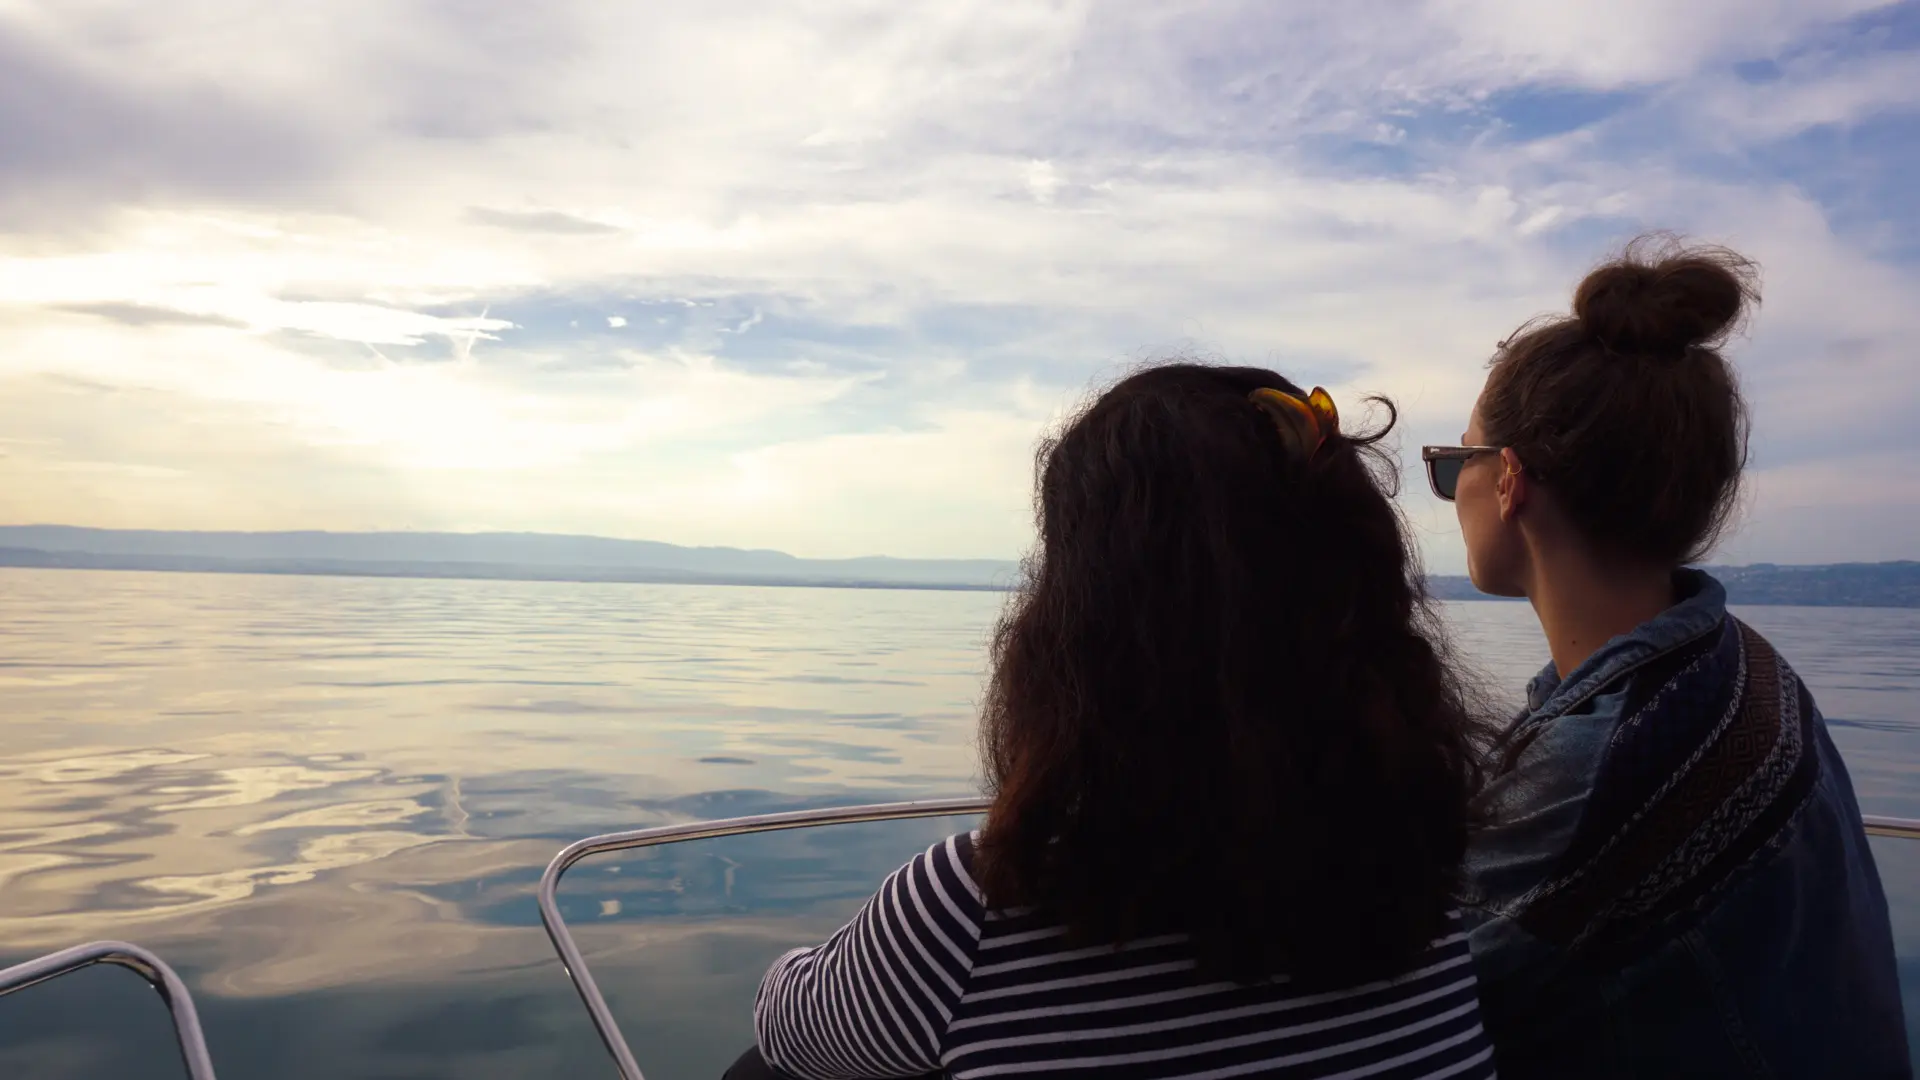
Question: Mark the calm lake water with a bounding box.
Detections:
[1,568,1916,1078]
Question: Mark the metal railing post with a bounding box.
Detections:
[539,797,992,1080]
[0,940,217,1080]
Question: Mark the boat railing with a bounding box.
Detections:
[0,939,218,1080]
[4,805,1916,1080]
[1867,815,1920,841]
[538,797,992,1080]
[538,804,1920,1080]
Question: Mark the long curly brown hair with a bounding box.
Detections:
[975,362,1488,986]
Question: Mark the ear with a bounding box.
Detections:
[1496,448,1527,522]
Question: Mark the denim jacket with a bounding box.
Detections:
[1464,571,1909,1078]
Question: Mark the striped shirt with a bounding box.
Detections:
[754,832,1496,1080]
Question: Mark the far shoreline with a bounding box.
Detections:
[4,553,1918,609]
[0,554,1008,595]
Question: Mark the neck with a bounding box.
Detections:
[1524,551,1677,679]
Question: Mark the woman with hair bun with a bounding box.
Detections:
[1429,237,1909,1077]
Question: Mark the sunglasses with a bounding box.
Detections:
[1420,445,1501,502]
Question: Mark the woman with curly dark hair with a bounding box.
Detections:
[729,364,1497,1080]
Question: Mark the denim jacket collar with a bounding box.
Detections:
[1522,569,1728,719]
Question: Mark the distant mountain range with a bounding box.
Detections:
[0,525,1018,590]
[2,526,1916,607]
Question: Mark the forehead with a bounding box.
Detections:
[1462,390,1485,439]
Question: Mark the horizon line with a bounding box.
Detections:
[4,523,1916,572]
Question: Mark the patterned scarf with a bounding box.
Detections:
[1506,616,1822,955]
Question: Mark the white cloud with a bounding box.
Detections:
[1690,48,1920,141]
[0,0,1914,565]
[1425,0,1897,88]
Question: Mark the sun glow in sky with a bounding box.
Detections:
[2,1,1917,572]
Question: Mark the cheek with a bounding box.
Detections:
[1454,482,1501,552]
[1455,494,1488,550]
[1452,473,1481,519]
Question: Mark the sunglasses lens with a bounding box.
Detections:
[1429,458,1464,501]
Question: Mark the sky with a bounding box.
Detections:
[0,1,1916,574]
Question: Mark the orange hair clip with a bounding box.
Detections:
[1248,386,1340,461]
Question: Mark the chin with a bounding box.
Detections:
[1465,557,1526,599]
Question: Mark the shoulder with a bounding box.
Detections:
[940,830,984,899]
[893,832,987,921]
[1476,703,1617,835]
[1466,622,1737,915]
[1467,710,1613,916]
[1493,614,1740,809]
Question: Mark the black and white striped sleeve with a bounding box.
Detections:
[753,834,985,1080]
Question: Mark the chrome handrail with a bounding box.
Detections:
[0,939,217,1080]
[539,796,992,1080]
[1865,815,1920,841]
[542,802,1920,1079]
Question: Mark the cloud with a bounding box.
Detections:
[0,0,1914,566]
[465,207,624,236]
[49,302,248,329]
[1694,49,1920,141]
[0,17,335,231]
[1423,0,1898,88]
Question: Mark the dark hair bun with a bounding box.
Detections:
[1572,236,1760,357]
